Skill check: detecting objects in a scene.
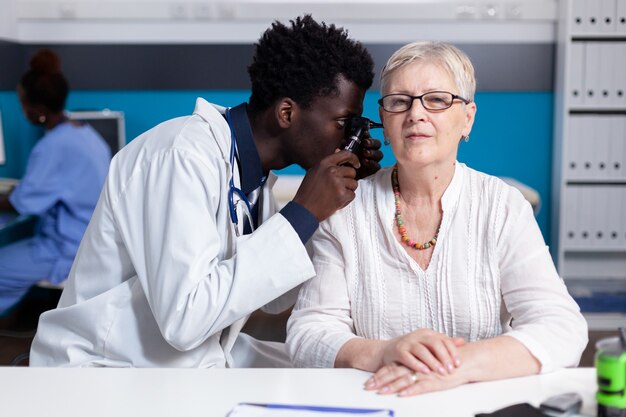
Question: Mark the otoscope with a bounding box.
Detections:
[343,116,384,154]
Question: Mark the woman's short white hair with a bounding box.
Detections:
[380,41,476,102]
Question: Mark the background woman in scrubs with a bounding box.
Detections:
[0,49,110,314]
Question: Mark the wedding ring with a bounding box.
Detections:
[409,372,419,383]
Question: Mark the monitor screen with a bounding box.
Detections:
[66,110,125,157]
[0,111,5,165]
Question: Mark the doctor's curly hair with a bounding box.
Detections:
[247,15,374,112]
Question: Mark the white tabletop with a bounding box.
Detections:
[0,367,596,417]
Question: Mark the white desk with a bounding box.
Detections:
[0,368,595,417]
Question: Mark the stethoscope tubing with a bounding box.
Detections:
[225,108,254,237]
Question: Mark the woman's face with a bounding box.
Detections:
[379,61,476,169]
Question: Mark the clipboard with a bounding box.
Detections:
[228,403,394,416]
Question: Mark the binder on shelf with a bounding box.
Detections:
[585,186,597,248]
[608,115,625,180]
[584,42,602,107]
[585,0,602,32]
[567,116,582,180]
[598,0,617,33]
[576,185,594,244]
[598,44,615,107]
[607,185,621,247]
[595,115,610,180]
[622,187,626,247]
[615,115,626,179]
[614,42,626,107]
[581,116,595,179]
[563,186,580,249]
[596,186,610,248]
[617,0,626,34]
[569,42,585,107]
[571,0,587,33]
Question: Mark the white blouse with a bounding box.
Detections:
[286,163,588,373]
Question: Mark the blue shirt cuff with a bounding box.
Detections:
[280,201,319,244]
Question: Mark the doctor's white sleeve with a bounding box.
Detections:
[112,146,315,352]
[496,188,588,373]
[286,220,359,368]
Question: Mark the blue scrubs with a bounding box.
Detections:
[0,122,110,312]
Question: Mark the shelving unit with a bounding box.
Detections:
[552,0,626,329]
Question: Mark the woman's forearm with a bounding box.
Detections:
[364,335,542,397]
[334,338,386,371]
[455,335,541,383]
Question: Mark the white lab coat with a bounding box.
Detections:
[30,98,315,367]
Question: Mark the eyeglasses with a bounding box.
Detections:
[378,91,470,113]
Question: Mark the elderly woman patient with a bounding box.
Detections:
[286,41,587,396]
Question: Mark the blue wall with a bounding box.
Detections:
[0,90,553,242]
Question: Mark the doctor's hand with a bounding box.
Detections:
[293,150,360,222]
[355,134,383,180]
[377,329,466,376]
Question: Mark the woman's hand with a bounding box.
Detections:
[364,362,468,397]
[379,329,466,375]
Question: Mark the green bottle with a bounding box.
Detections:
[596,327,626,417]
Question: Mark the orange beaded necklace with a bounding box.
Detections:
[392,165,439,250]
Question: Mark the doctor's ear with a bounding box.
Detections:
[275,98,296,129]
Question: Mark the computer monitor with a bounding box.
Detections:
[66,110,125,157]
[0,111,6,165]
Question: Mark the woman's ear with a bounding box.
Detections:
[462,101,477,137]
[275,98,296,129]
[378,106,390,145]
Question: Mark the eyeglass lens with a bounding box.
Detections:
[381,92,456,112]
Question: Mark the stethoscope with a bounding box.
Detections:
[225,107,256,237]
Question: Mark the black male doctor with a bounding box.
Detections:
[30,16,382,367]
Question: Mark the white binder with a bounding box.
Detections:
[578,186,592,247]
[570,42,586,107]
[568,116,580,180]
[572,0,587,33]
[619,116,626,179]
[618,186,626,247]
[581,116,595,178]
[564,186,580,248]
[608,116,624,180]
[617,0,626,34]
[585,0,602,32]
[596,115,611,179]
[595,186,609,248]
[597,185,611,248]
[607,185,621,247]
[598,43,615,107]
[613,42,626,107]
[599,0,617,33]
[586,186,597,248]
[584,42,602,106]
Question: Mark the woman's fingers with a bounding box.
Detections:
[441,337,462,368]
[409,343,447,375]
[364,365,420,395]
[396,351,431,374]
[397,372,465,397]
[365,364,415,390]
[397,375,438,397]
[377,371,420,395]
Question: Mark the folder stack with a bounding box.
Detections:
[553,0,626,319]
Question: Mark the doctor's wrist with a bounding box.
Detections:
[280,201,319,244]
